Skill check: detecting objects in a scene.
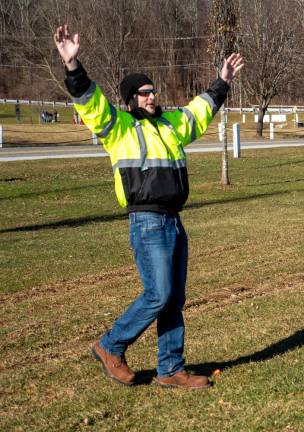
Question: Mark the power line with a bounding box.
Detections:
[2,33,298,41]
[0,35,213,41]
[0,62,214,70]
[1,60,304,72]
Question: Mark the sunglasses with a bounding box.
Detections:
[136,89,158,97]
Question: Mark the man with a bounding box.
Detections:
[54,24,243,389]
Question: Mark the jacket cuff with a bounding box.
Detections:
[205,77,230,112]
[64,61,91,98]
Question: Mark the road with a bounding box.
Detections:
[1,139,304,162]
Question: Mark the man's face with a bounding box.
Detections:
[133,84,157,114]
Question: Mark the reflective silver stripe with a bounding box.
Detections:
[72,81,96,105]
[178,144,186,159]
[158,117,180,141]
[158,116,175,130]
[133,120,147,170]
[179,107,197,143]
[199,92,217,116]
[158,117,186,160]
[112,158,186,173]
[96,104,117,138]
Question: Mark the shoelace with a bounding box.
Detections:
[113,354,127,368]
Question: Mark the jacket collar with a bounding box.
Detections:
[130,106,163,126]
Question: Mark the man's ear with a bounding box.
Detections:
[129,95,138,111]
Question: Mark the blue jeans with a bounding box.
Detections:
[100,211,188,377]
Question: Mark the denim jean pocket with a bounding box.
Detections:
[145,214,165,232]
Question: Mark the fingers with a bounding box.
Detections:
[226,53,242,66]
[234,62,244,74]
[220,52,244,84]
[53,24,71,44]
[64,23,70,38]
[54,25,64,44]
[73,33,80,47]
[225,53,244,77]
[225,53,238,64]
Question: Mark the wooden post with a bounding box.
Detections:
[221,109,230,185]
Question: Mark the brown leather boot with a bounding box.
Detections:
[92,342,135,386]
[154,370,211,389]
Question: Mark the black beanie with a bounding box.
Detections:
[120,73,154,105]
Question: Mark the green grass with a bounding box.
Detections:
[0,148,303,431]
[0,103,73,124]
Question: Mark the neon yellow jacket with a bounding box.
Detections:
[66,64,228,213]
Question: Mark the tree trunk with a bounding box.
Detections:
[221,108,230,186]
[256,105,267,136]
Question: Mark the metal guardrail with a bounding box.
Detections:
[2,98,304,112]
[0,98,73,107]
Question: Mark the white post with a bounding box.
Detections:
[270,122,274,140]
[92,133,98,145]
[293,106,297,125]
[0,125,2,148]
[218,123,223,142]
[242,114,246,123]
[233,123,241,158]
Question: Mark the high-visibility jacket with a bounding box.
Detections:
[65,63,229,213]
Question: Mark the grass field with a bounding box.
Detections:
[0,148,303,431]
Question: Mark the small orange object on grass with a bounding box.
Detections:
[212,369,221,376]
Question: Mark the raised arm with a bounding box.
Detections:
[53,25,119,153]
[54,24,79,71]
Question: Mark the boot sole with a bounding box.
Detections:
[92,346,135,386]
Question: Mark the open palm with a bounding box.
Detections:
[54,24,79,66]
[221,53,244,85]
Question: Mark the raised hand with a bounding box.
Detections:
[220,53,244,85]
[54,24,79,71]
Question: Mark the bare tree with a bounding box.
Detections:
[207,0,239,186]
[75,0,150,105]
[0,0,151,101]
[239,0,301,136]
[1,0,303,113]
[0,0,73,98]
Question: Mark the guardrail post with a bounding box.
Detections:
[270,122,274,140]
[233,123,241,158]
[92,133,98,145]
[0,125,2,148]
[242,114,246,123]
[295,113,299,124]
[218,123,223,142]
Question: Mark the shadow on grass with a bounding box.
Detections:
[133,330,304,385]
[0,177,25,183]
[246,178,304,187]
[0,212,127,233]
[1,187,304,234]
[0,182,111,201]
[185,187,304,211]
[134,368,157,385]
[256,159,304,170]
[187,329,304,377]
